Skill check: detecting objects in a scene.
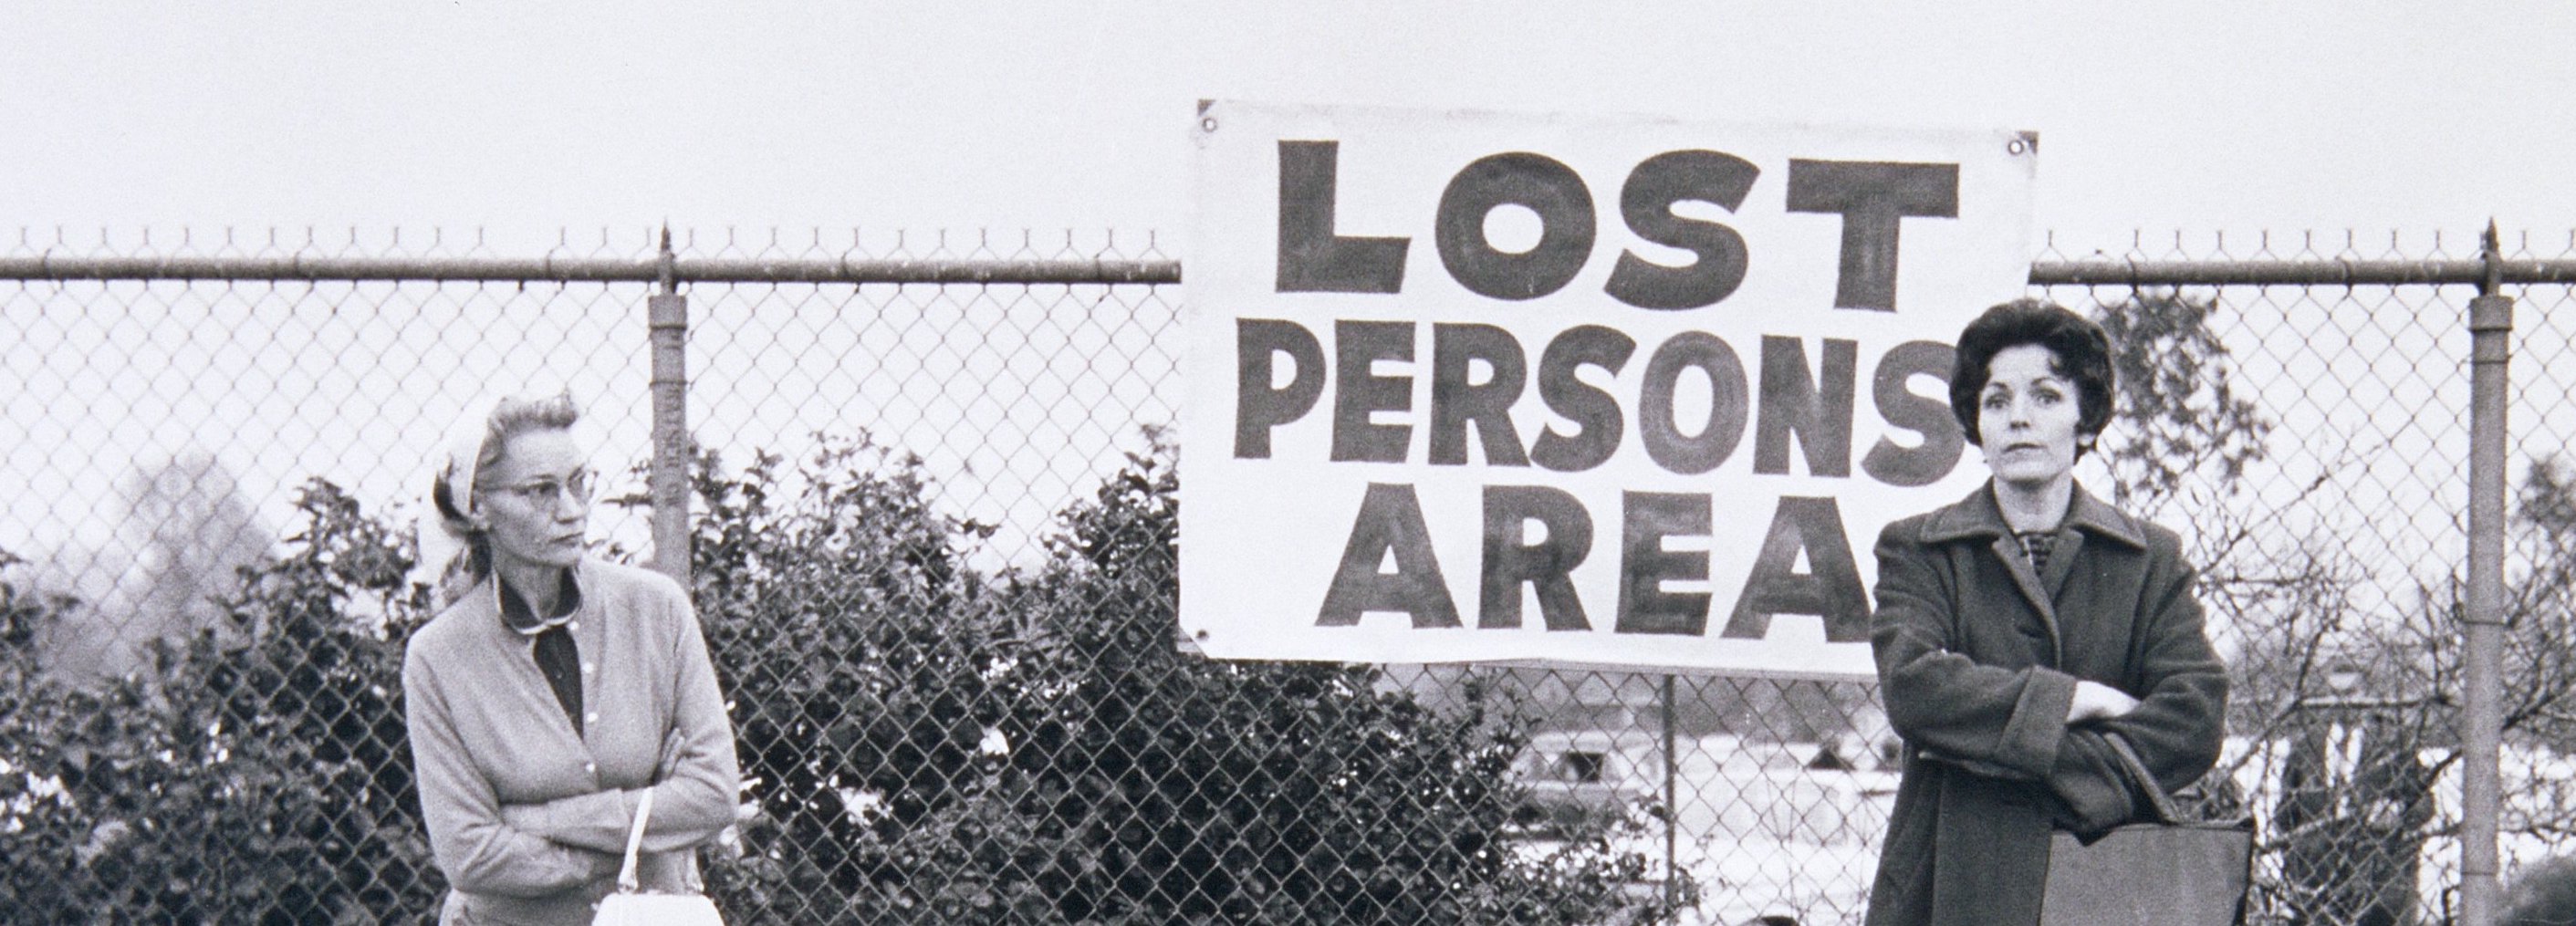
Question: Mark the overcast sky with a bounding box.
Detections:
[9,2,2576,255]
[5,1,2571,577]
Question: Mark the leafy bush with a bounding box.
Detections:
[683,437,1039,921]
[695,434,1676,923]
[0,480,437,924]
[0,440,1668,923]
[994,442,1663,923]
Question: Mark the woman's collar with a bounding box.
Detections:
[494,560,586,635]
[1921,481,2144,548]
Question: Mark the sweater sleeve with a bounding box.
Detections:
[499,577,742,855]
[1870,521,2081,780]
[403,646,621,897]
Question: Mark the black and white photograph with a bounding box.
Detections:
[4,4,2575,924]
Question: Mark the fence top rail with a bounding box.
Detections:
[2028,255,2576,287]
[0,253,1184,286]
[10,251,2576,289]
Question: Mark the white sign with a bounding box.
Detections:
[1182,101,2036,678]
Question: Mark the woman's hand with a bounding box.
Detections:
[2067,680,2140,723]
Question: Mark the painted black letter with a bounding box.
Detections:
[1530,325,1636,473]
[1318,483,1462,628]
[1430,323,1530,466]
[1784,160,1958,311]
[1330,320,1414,463]
[1753,336,1856,477]
[1434,152,1595,300]
[1616,492,1711,635]
[1638,332,1749,476]
[1479,485,1593,629]
[1863,339,1963,487]
[1277,140,1410,293]
[1235,318,1326,459]
[1605,150,1758,310]
[1723,496,1869,642]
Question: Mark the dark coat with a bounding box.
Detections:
[1863,484,2228,926]
[2276,711,2434,926]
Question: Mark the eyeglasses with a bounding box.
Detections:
[486,467,598,512]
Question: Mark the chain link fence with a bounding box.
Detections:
[0,226,2569,924]
[2024,230,2576,926]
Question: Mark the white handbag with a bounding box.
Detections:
[591,789,726,926]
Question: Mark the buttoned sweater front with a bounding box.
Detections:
[402,557,739,925]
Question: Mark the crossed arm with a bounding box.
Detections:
[1871,526,2228,832]
[494,595,741,856]
[404,590,741,896]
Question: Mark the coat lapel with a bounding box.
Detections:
[1924,485,2063,665]
[1922,482,2146,670]
[2039,529,2084,599]
[1990,533,2061,666]
[2049,491,2147,672]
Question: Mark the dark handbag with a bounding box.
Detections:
[2039,733,2254,926]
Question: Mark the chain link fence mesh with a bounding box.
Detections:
[0,226,2568,924]
[2026,230,2576,926]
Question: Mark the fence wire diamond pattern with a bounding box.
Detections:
[0,227,2569,925]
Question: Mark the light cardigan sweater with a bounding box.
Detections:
[403,557,740,925]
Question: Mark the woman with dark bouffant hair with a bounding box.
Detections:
[403,391,738,924]
[1862,300,2230,926]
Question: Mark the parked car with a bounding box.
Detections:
[1509,729,1659,838]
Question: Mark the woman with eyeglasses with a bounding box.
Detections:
[402,391,739,924]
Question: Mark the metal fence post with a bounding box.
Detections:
[648,229,691,586]
[2460,223,2513,926]
[1663,674,1680,914]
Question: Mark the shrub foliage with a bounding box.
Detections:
[0,481,436,924]
[0,439,1666,924]
[698,436,1670,923]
